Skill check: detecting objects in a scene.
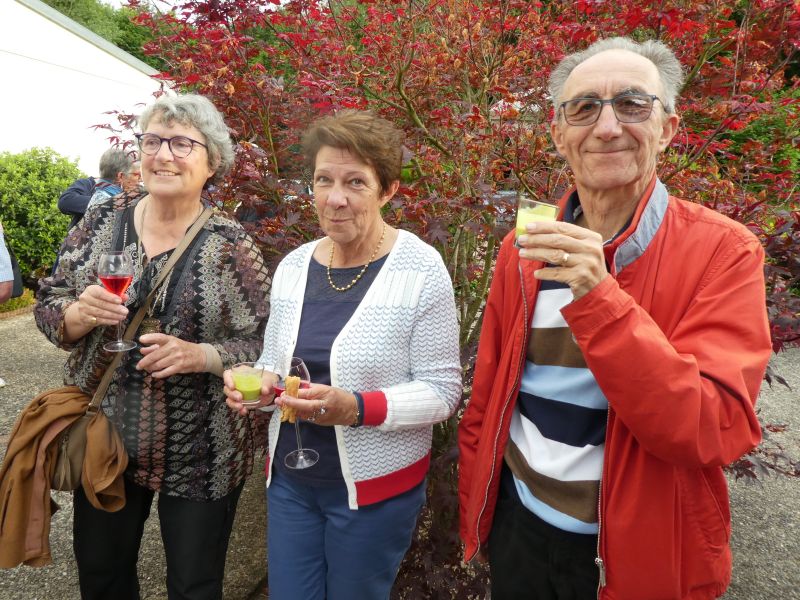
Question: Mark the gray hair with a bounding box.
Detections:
[548,37,685,115]
[138,94,234,185]
[98,148,135,180]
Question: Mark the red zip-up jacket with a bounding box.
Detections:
[458,177,771,599]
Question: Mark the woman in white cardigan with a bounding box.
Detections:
[224,110,462,599]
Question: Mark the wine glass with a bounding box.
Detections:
[98,250,137,352]
[277,357,319,470]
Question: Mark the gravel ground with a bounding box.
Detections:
[0,312,266,600]
[0,311,798,599]
[724,348,800,600]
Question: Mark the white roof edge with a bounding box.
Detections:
[16,0,160,76]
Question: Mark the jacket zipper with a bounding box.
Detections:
[473,262,531,560]
[595,409,610,596]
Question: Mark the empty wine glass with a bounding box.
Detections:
[98,250,137,352]
[276,357,319,470]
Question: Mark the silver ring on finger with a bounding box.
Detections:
[318,400,327,416]
[306,412,317,422]
[561,252,570,265]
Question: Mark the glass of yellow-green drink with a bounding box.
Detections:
[515,195,558,246]
[232,362,265,406]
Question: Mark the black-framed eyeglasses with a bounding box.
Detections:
[135,133,208,158]
[559,93,663,126]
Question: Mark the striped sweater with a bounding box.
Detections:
[505,277,607,533]
[505,197,614,533]
[257,229,463,508]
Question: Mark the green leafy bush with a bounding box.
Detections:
[0,288,35,313]
[0,148,82,280]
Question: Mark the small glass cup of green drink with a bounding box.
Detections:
[232,362,265,406]
[515,195,558,247]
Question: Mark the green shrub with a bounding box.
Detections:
[0,148,83,279]
[0,288,35,313]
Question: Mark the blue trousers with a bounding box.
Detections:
[267,472,425,600]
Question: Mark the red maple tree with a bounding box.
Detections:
[113,1,798,594]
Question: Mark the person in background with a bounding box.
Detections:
[36,94,270,600]
[0,221,12,305]
[58,148,141,229]
[86,157,141,211]
[0,221,16,387]
[458,37,772,599]
[224,110,462,599]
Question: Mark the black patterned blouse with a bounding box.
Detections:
[35,192,271,501]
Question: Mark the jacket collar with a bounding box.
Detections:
[558,175,669,276]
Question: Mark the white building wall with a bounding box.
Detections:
[0,0,162,175]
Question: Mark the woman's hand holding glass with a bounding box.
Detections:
[75,284,130,329]
[274,384,359,427]
[223,367,279,416]
[98,250,137,352]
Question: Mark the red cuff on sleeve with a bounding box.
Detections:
[361,390,387,426]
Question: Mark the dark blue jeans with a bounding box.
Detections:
[267,471,425,600]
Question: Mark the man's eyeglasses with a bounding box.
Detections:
[135,133,208,158]
[559,94,663,126]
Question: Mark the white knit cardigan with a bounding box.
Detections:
[257,229,462,508]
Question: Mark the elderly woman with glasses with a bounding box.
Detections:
[35,93,271,600]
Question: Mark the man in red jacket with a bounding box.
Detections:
[458,36,772,599]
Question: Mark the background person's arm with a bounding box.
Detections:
[57,177,95,217]
[0,228,14,304]
[0,281,11,304]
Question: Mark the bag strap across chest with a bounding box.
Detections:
[87,206,213,413]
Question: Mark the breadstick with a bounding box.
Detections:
[280,405,297,423]
[280,375,301,424]
[285,375,301,397]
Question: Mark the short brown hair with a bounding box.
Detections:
[301,110,404,193]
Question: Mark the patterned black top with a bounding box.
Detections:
[35,191,271,500]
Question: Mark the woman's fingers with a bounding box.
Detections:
[224,393,250,416]
[76,284,128,326]
[225,387,244,404]
[276,394,323,422]
[275,386,354,425]
[222,372,252,416]
[136,334,205,378]
[222,369,235,390]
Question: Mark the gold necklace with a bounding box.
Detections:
[327,223,386,292]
